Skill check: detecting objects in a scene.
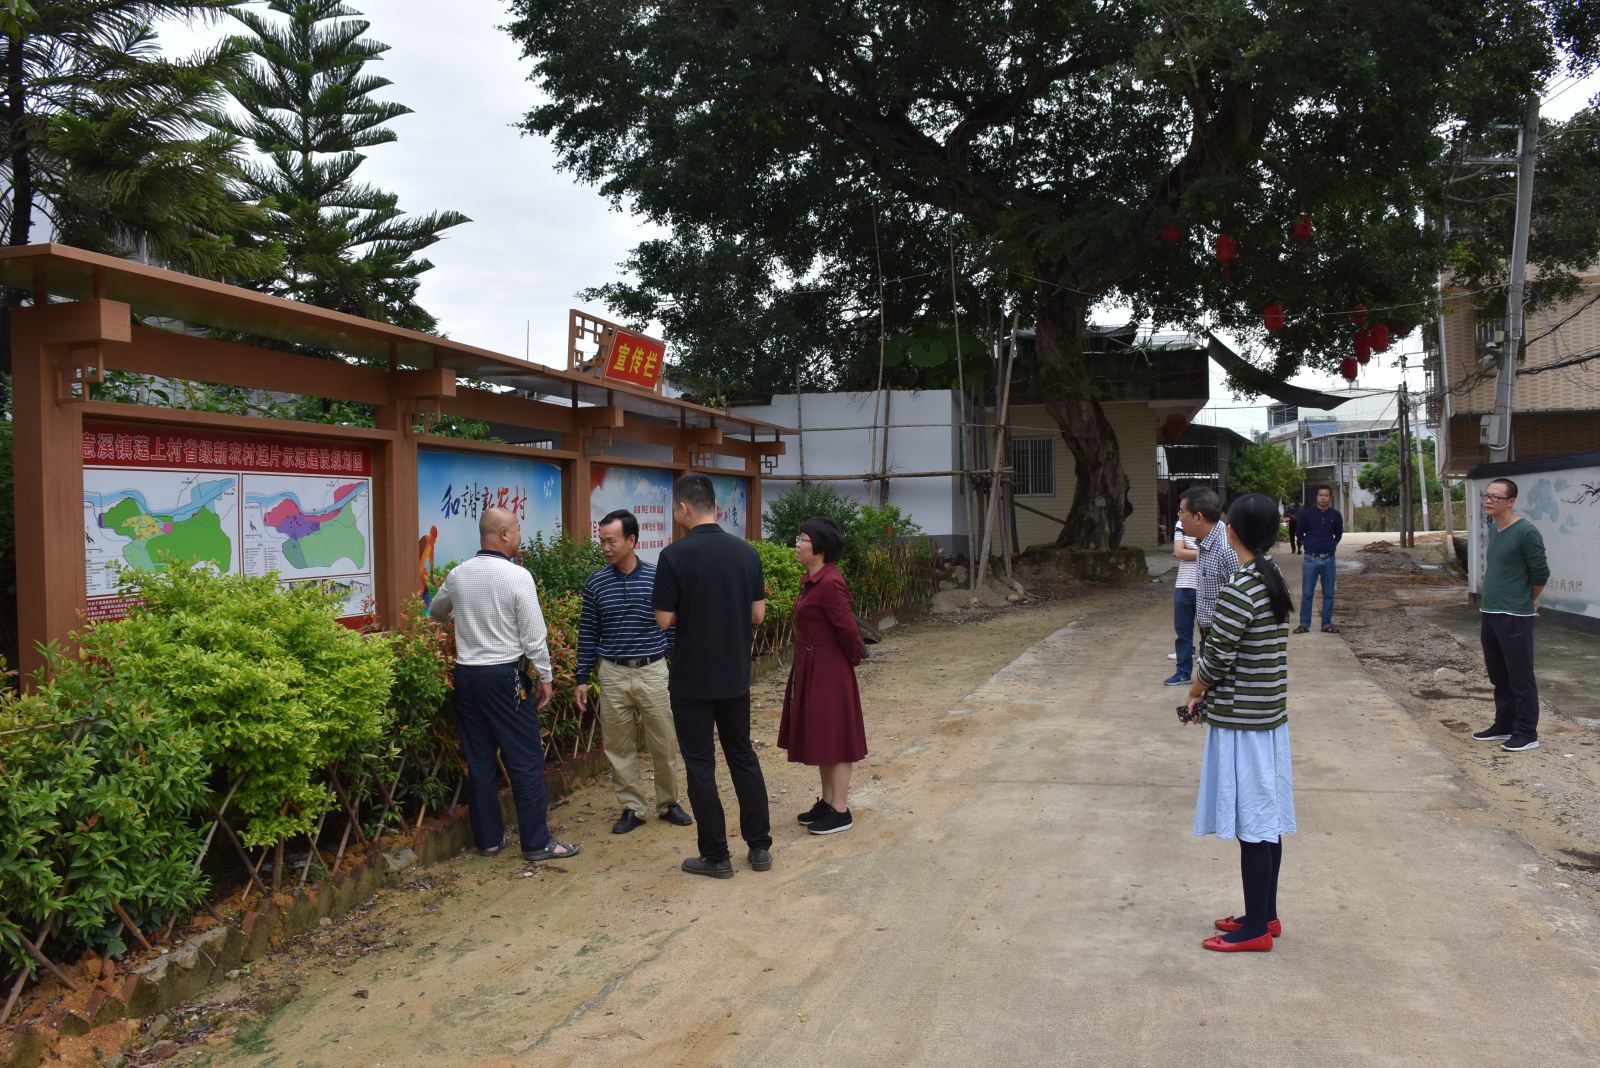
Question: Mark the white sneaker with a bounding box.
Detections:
[1167,653,1177,660]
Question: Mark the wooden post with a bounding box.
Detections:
[11,301,130,679]
[373,397,419,627]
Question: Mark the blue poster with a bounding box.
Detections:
[417,450,563,593]
[709,474,749,539]
[590,464,674,563]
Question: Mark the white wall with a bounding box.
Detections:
[731,390,968,545]
[1468,460,1600,624]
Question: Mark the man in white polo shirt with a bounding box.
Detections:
[429,506,580,863]
[1165,512,1201,686]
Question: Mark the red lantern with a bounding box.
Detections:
[1369,323,1391,352]
[1161,413,1190,441]
[1215,233,1237,266]
[1354,330,1372,364]
[1291,214,1314,243]
[1352,303,1368,327]
[1339,357,1358,381]
[1159,221,1181,246]
[1263,303,1286,334]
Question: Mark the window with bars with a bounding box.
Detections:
[1010,437,1056,496]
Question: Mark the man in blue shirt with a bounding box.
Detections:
[1295,484,1343,633]
[576,510,693,835]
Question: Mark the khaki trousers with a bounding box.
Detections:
[596,657,683,816]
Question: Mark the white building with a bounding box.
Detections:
[1266,388,1406,511]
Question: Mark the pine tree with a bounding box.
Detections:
[1,0,277,270]
[222,0,468,330]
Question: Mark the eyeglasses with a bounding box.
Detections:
[794,534,811,543]
[1480,492,1512,502]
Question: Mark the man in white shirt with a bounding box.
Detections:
[1166,516,1200,685]
[429,507,580,863]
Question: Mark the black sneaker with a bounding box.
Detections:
[1471,727,1512,742]
[808,807,853,835]
[797,798,830,826]
[1501,736,1541,752]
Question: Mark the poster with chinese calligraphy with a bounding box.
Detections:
[708,474,749,538]
[418,449,563,596]
[590,464,674,562]
[82,422,374,621]
[600,330,666,391]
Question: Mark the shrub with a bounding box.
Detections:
[76,567,395,848]
[762,483,860,546]
[1,647,212,974]
[751,539,805,628]
[520,532,606,600]
[369,600,458,828]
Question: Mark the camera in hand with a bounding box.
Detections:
[1176,703,1200,724]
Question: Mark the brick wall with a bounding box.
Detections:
[1439,278,1600,416]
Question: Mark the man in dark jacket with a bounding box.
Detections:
[1295,485,1343,633]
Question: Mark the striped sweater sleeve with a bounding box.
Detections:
[1196,577,1251,686]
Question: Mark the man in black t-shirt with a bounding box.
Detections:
[652,474,773,878]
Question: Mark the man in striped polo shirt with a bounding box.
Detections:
[576,510,693,834]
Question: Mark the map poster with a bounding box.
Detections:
[708,474,749,538]
[590,464,673,563]
[417,450,563,596]
[82,422,374,622]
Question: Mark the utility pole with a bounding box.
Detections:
[1414,392,1431,532]
[1488,93,1540,463]
[1398,380,1413,547]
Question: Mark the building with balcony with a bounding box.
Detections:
[1266,388,1402,511]
[1426,273,1600,476]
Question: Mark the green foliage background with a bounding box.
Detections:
[1228,441,1307,502]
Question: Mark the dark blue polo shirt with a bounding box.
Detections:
[1299,506,1343,555]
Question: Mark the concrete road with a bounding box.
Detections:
[217,577,1600,1067]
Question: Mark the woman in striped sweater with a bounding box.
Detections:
[1184,493,1295,953]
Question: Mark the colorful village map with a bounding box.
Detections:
[83,469,373,617]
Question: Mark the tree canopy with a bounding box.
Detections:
[506,0,1578,549]
[1228,441,1304,502]
[221,0,468,330]
[1359,432,1446,508]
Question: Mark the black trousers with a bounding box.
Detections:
[1480,612,1540,738]
[453,662,550,853]
[669,692,772,861]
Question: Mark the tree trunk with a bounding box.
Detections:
[5,33,30,248]
[1032,286,1132,550]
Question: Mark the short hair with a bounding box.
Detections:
[1314,484,1333,498]
[673,473,716,515]
[800,515,846,563]
[1489,477,1519,499]
[598,509,638,542]
[479,505,516,540]
[1179,486,1222,523]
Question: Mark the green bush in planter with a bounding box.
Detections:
[77,567,395,848]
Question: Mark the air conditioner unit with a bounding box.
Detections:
[1478,414,1502,445]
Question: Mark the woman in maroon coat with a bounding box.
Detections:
[779,516,867,835]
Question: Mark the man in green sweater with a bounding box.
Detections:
[1472,477,1551,753]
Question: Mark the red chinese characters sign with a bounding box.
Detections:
[81,423,371,476]
[602,330,666,390]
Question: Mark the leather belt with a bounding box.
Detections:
[1306,552,1335,559]
[604,653,667,669]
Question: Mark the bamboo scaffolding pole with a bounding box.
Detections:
[975,314,1020,588]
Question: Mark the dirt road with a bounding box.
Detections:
[168,567,1600,1067]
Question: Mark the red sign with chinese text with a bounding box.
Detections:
[82,423,372,476]
[602,330,666,390]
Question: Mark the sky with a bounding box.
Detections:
[153,3,1598,438]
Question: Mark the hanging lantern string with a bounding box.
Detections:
[1016,271,1513,322]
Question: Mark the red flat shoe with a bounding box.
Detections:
[1214,916,1282,937]
[1203,932,1273,952]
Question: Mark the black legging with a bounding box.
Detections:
[1228,838,1283,941]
